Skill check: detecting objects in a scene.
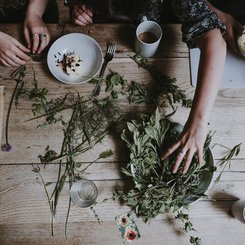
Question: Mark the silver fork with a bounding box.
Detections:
[92,42,116,97]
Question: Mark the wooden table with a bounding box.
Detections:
[0,23,245,245]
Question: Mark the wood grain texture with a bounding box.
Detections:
[0,23,245,245]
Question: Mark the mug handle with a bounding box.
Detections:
[140,15,148,23]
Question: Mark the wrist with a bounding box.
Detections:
[186,112,209,129]
[25,9,43,19]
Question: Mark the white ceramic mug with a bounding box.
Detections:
[231,199,245,223]
[135,17,162,58]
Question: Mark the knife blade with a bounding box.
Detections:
[0,86,5,147]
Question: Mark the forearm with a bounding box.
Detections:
[26,0,49,18]
[187,28,226,126]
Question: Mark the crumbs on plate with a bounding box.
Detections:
[55,52,82,76]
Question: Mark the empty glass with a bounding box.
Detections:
[70,179,98,208]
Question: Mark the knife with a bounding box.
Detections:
[0,86,5,147]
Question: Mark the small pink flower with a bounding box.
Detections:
[126,229,137,241]
[120,215,129,227]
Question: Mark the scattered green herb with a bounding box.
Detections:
[4,54,238,245]
[130,54,192,109]
[214,143,241,183]
[113,108,214,244]
[1,65,26,151]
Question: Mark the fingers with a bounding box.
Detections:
[161,141,180,160]
[15,41,30,54]
[74,17,88,26]
[0,54,24,67]
[0,45,30,67]
[37,32,50,54]
[172,147,188,173]
[30,31,50,54]
[182,149,195,174]
[24,24,50,54]
[223,16,244,55]
[162,142,203,174]
[72,4,93,26]
[225,30,239,54]
[13,41,31,61]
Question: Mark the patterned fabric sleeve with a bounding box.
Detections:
[171,0,226,48]
[144,0,162,23]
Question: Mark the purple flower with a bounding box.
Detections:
[1,144,13,152]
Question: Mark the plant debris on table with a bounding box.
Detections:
[0,55,241,244]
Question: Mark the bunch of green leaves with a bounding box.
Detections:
[130,54,192,109]
[113,108,214,245]
[104,54,192,111]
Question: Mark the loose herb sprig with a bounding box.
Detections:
[0,65,48,151]
[1,65,26,151]
[130,54,192,109]
[214,143,241,183]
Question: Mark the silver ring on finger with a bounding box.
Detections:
[179,149,186,155]
[39,33,47,38]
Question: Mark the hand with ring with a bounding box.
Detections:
[23,13,50,54]
[161,120,207,174]
[0,31,31,67]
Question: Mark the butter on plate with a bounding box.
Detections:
[60,54,82,76]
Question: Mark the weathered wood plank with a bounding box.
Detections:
[1,104,245,163]
[1,214,245,245]
[0,56,192,95]
[0,23,188,59]
[0,164,245,226]
[0,23,245,245]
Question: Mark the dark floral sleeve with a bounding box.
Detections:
[145,0,162,23]
[171,0,226,48]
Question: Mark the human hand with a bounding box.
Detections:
[0,31,31,67]
[24,13,51,54]
[218,11,244,54]
[161,121,207,174]
[71,3,93,26]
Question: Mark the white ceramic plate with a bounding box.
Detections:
[47,33,103,84]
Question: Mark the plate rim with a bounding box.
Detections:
[47,32,103,85]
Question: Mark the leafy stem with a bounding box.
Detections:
[1,65,26,151]
[214,143,241,183]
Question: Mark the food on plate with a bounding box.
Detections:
[237,32,245,57]
[57,53,82,76]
